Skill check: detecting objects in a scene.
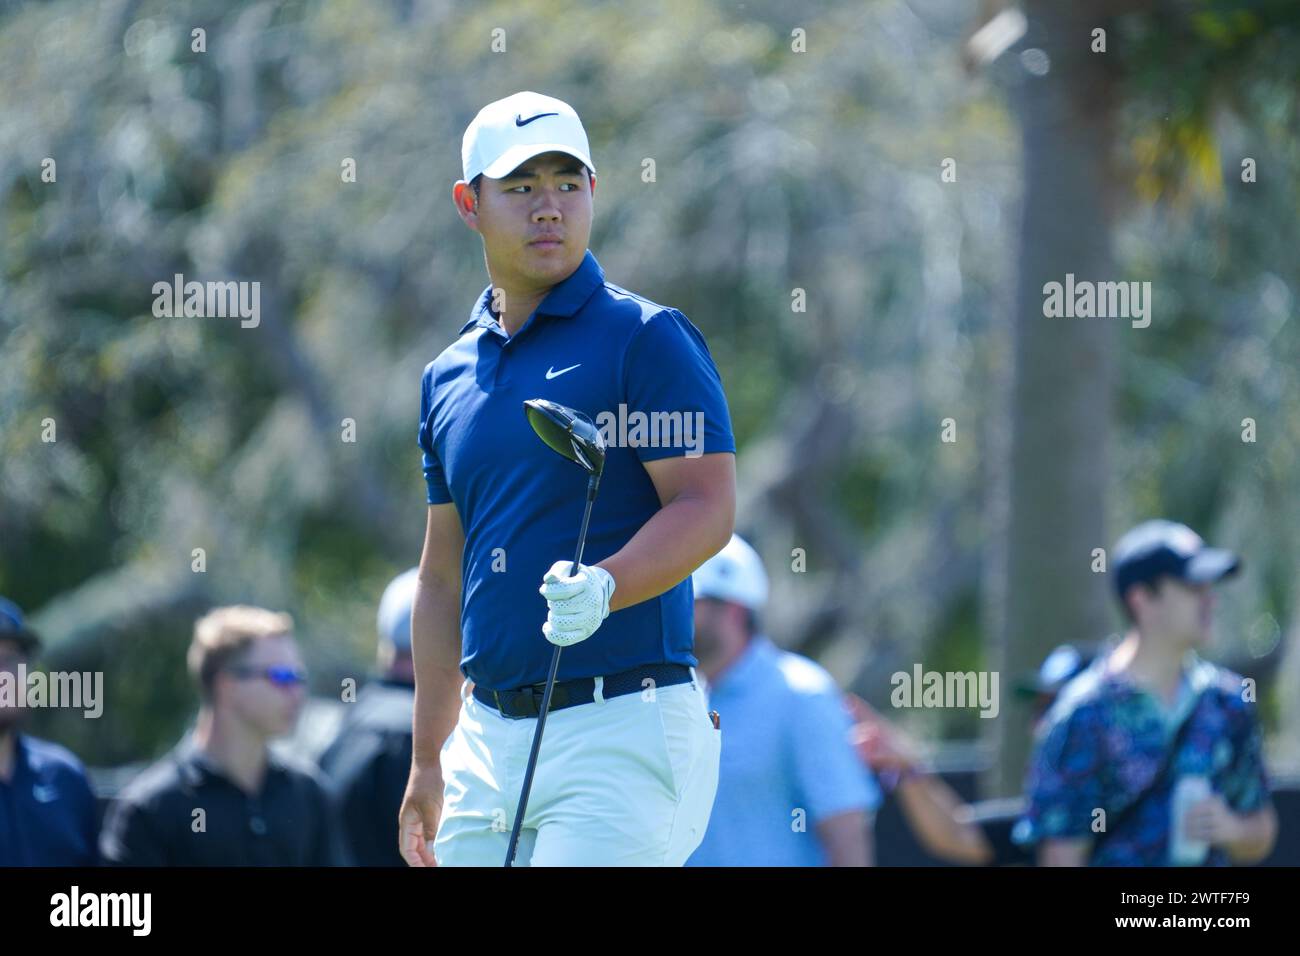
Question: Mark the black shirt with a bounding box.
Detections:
[318,678,414,868]
[99,737,350,866]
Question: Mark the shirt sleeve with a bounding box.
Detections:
[310,776,355,867]
[322,732,396,867]
[99,797,168,867]
[1015,706,1108,845]
[1220,699,1270,814]
[71,767,101,866]
[788,687,882,824]
[621,309,736,463]
[418,363,452,505]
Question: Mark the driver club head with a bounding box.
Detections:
[523,398,606,477]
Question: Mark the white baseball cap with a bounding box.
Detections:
[691,534,769,611]
[377,567,420,652]
[461,91,597,183]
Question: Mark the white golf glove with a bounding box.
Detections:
[538,560,616,647]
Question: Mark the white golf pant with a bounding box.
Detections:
[433,668,721,866]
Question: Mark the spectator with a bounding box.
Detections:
[845,643,1095,866]
[100,606,349,866]
[1015,520,1278,866]
[686,534,880,866]
[0,597,99,866]
[319,569,418,866]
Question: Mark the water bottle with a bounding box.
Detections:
[1169,775,1211,865]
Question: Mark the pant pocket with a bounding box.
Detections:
[654,683,711,799]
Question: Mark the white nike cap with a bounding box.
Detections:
[461,91,597,183]
[692,534,769,612]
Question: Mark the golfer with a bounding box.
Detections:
[398,91,735,866]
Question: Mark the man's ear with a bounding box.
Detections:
[454,181,481,229]
[1127,580,1162,621]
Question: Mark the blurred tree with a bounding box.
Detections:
[990,0,1120,796]
[988,0,1300,794]
[0,0,1294,776]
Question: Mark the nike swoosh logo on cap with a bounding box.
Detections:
[545,363,581,379]
[516,112,559,127]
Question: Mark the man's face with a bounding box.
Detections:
[693,597,746,665]
[0,638,28,731]
[1134,577,1216,648]
[214,635,307,739]
[459,151,594,292]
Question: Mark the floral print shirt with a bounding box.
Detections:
[1014,649,1270,866]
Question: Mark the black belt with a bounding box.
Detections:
[473,663,694,720]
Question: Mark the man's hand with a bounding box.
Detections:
[1183,793,1244,847]
[845,692,920,774]
[398,764,445,867]
[538,561,615,647]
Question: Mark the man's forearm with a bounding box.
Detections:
[596,491,733,612]
[410,574,464,767]
[1225,805,1278,863]
[896,774,992,865]
[816,809,873,866]
[1038,838,1090,866]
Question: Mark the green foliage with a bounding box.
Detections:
[1,0,1297,766]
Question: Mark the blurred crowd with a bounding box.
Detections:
[0,518,1281,866]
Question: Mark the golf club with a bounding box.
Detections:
[505,398,607,867]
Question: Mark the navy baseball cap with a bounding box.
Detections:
[1112,520,1241,601]
[0,596,41,654]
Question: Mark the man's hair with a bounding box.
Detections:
[188,606,294,702]
[1119,577,1165,625]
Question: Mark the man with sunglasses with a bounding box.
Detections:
[101,606,350,865]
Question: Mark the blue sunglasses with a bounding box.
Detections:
[227,665,309,687]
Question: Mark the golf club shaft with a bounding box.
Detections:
[569,474,599,574]
[505,474,601,866]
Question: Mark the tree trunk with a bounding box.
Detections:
[989,1,1119,796]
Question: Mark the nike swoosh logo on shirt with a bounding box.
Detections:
[516,112,559,127]
[545,364,581,380]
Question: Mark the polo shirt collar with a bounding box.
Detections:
[174,733,284,791]
[459,249,605,335]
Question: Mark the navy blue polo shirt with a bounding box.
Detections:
[0,733,99,866]
[418,249,735,691]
